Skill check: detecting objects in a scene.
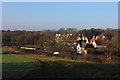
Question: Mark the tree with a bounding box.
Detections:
[105,33,119,63]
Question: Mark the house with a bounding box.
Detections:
[55,33,107,55]
[76,43,87,55]
[55,33,73,43]
[76,34,88,54]
[89,35,107,48]
[76,44,83,54]
[76,34,107,54]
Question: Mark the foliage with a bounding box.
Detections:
[106,32,119,56]
[78,28,103,39]
[2,28,119,56]
[87,48,105,55]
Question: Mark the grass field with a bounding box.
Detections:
[2,48,120,79]
[2,55,35,79]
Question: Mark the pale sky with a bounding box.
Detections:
[2,2,118,31]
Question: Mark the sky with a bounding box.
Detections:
[2,2,118,31]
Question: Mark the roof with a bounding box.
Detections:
[90,38,98,42]
[76,35,84,39]
[95,39,105,45]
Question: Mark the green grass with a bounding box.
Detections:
[0,48,2,53]
[2,56,34,63]
[3,54,120,78]
[2,47,120,78]
[2,48,10,53]
[2,56,36,79]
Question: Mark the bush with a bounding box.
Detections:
[91,57,102,63]
[87,48,105,55]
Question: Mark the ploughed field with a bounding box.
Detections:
[1,48,120,79]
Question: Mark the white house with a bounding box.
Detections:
[76,44,82,54]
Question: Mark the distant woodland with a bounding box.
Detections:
[2,28,120,56]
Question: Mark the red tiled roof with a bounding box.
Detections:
[90,38,98,42]
[76,35,84,39]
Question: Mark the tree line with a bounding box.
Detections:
[2,28,120,56]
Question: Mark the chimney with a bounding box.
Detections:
[93,36,95,38]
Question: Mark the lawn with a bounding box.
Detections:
[2,49,9,53]
[2,48,120,79]
[2,55,36,79]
